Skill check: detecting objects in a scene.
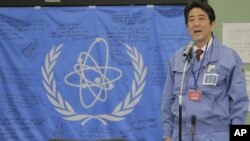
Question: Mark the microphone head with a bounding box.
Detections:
[183,40,196,57]
[188,40,197,47]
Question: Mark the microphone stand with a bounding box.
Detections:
[191,115,196,141]
[179,52,192,141]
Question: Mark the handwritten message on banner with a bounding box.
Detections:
[0,6,188,141]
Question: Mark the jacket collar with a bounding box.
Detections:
[173,37,222,72]
[202,37,221,64]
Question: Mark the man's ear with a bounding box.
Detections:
[211,21,216,32]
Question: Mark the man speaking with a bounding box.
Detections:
[161,0,249,141]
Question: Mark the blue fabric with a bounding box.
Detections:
[0,6,188,141]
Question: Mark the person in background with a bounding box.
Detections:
[161,0,249,141]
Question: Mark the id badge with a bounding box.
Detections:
[203,73,218,86]
[188,89,202,101]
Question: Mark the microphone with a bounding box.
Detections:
[191,115,196,141]
[191,115,196,127]
[183,40,196,61]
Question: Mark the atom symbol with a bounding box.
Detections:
[64,38,122,108]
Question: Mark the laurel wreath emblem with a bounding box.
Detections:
[42,43,147,125]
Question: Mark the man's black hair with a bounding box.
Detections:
[184,0,215,25]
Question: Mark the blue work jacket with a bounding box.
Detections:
[161,37,249,141]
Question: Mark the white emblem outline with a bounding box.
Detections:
[41,41,147,125]
[64,38,123,109]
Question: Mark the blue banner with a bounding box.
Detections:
[0,6,189,141]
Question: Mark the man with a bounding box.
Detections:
[161,0,249,141]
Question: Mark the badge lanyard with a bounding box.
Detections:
[191,43,208,89]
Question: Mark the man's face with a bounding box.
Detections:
[187,8,215,46]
